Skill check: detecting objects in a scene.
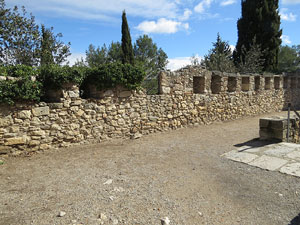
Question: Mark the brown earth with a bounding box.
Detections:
[1,111,300,225]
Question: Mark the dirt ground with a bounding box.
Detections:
[1,111,300,225]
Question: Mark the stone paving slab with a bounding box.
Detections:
[280,163,300,177]
[223,142,300,178]
[249,155,288,171]
[223,151,259,163]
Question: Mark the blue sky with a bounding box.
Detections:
[7,0,300,70]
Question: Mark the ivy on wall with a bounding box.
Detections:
[0,63,146,104]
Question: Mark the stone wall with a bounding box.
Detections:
[1,66,300,156]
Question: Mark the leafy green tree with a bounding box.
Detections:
[134,35,168,94]
[235,0,282,72]
[40,25,71,66]
[85,44,108,67]
[0,0,71,66]
[204,33,235,72]
[0,0,40,66]
[121,10,134,65]
[85,42,122,67]
[278,45,300,73]
[237,37,265,73]
[107,41,122,63]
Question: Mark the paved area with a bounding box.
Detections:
[223,141,300,177]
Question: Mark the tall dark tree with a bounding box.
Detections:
[234,0,282,72]
[121,10,134,65]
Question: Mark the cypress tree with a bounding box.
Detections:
[234,0,282,72]
[40,24,54,66]
[121,10,134,65]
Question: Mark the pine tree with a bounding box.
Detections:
[234,0,282,72]
[204,33,235,72]
[121,10,134,65]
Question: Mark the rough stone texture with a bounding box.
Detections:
[0,66,300,155]
[259,116,300,143]
[32,106,50,117]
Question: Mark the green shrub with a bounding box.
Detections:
[83,62,145,92]
[38,65,86,90]
[0,79,42,105]
[4,65,37,78]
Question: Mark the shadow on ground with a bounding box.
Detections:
[288,213,300,225]
[234,138,281,152]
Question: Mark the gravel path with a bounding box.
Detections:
[1,112,300,225]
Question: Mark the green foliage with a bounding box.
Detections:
[0,78,42,105]
[85,42,122,67]
[0,0,40,66]
[121,10,134,65]
[237,37,265,73]
[0,1,71,66]
[82,62,145,93]
[134,35,168,94]
[235,0,282,72]
[39,25,70,66]
[38,65,86,90]
[204,33,235,72]
[278,45,300,73]
[4,64,36,77]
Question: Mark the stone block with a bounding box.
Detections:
[49,103,63,109]
[259,119,270,128]
[68,90,79,98]
[161,86,171,94]
[18,110,31,119]
[0,146,11,154]
[5,137,26,145]
[30,130,46,136]
[29,140,41,146]
[32,106,50,116]
[119,91,132,98]
[0,116,13,127]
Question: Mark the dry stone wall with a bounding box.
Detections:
[1,66,300,156]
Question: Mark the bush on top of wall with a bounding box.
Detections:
[81,62,146,93]
[0,65,37,78]
[38,65,86,90]
[0,79,42,105]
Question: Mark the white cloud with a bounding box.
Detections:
[179,9,193,21]
[194,0,213,13]
[281,35,292,44]
[280,8,297,21]
[136,18,189,34]
[7,0,179,21]
[67,52,86,65]
[167,54,203,71]
[220,0,236,6]
[282,0,300,4]
[229,45,235,52]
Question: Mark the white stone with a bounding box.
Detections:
[18,110,31,119]
[223,151,258,163]
[103,179,113,185]
[280,163,300,177]
[249,155,288,171]
[32,106,49,116]
[286,150,300,160]
[161,217,170,225]
[58,211,66,217]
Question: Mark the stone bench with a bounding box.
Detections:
[259,116,299,142]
